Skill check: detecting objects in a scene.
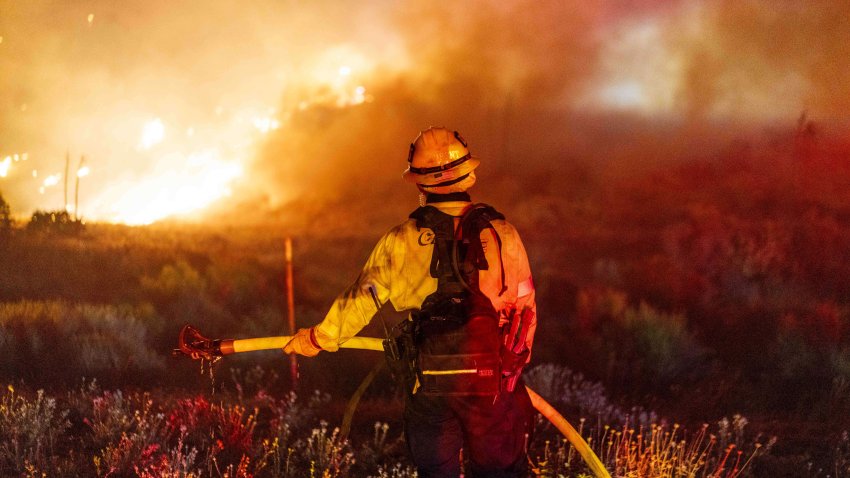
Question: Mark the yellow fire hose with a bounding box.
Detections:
[221,335,385,354]
[175,325,611,478]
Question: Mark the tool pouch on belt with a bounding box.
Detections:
[415,312,501,396]
[383,320,418,395]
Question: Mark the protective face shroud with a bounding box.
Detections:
[402,127,480,193]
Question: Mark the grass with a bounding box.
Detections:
[523,365,778,477]
[0,366,794,478]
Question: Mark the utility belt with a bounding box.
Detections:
[383,304,530,397]
[415,312,502,397]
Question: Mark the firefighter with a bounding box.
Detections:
[284,126,537,478]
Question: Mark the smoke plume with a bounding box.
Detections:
[1,0,847,224]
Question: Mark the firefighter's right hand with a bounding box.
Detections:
[500,346,529,377]
[283,328,322,357]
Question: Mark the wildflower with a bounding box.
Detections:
[141,443,161,460]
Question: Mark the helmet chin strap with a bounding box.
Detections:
[425,192,471,204]
[415,172,477,196]
[417,191,471,206]
[418,172,471,189]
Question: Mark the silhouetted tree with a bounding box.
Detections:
[0,191,12,235]
[27,209,84,235]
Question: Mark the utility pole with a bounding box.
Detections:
[74,155,86,221]
[64,151,70,212]
[285,237,298,389]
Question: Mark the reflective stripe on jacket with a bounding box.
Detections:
[314,200,537,359]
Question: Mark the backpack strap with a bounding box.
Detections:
[457,204,507,296]
[410,206,462,294]
[409,203,507,297]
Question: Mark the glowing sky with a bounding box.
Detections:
[1,0,847,223]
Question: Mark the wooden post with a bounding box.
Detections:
[285,237,298,389]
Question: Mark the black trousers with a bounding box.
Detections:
[403,383,534,478]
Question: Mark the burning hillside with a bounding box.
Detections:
[1,1,849,225]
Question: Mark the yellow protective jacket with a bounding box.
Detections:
[313,200,536,359]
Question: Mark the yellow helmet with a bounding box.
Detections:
[402,127,480,193]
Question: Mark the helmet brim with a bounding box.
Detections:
[402,157,480,186]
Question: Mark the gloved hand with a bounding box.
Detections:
[283,328,322,357]
[500,346,529,392]
[500,346,529,377]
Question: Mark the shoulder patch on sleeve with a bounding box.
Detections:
[518,277,534,297]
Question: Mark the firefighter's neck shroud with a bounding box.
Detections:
[406,203,507,396]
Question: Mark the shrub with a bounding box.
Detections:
[303,420,354,477]
[771,307,850,413]
[140,261,207,301]
[619,302,708,388]
[27,210,84,235]
[574,288,710,394]
[0,191,12,234]
[91,391,170,477]
[0,301,164,385]
[0,386,70,476]
[523,363,656,427]
[0,381,786,478]
[529,410,774,478]
[140,261,233,336]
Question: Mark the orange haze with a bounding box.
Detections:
[1,0,848,224]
